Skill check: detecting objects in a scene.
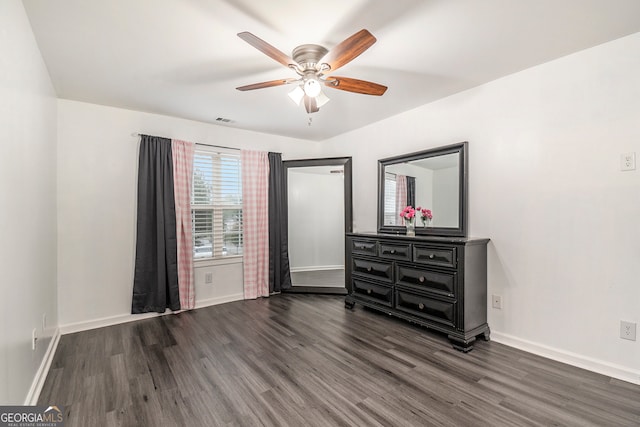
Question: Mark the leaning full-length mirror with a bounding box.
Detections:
[284,158,352,294]
[378,142,468,237]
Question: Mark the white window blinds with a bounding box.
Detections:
[384,172,397,226]
[191,149,243,259]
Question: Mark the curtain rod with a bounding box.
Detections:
[132,133,240,151]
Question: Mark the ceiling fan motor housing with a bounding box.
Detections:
[292,44,329,71]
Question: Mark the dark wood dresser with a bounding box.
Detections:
[345,232,490,352]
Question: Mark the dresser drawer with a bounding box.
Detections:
[351,239,377,256]
[395,287,456,327]
[413,245,457,268]
[353,278,392,307]
[379,242,411,261]
[352,257,393,283]
[396,265,456,298]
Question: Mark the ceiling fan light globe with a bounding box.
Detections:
[303,78,321,97]
[288,86,305,106]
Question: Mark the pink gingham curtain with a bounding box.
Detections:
[172,139,195,309]
[396,174,408,225]
[241,150,270,299]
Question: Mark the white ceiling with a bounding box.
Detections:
[23,0,640,141]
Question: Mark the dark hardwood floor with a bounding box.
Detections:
[39,295,640,426]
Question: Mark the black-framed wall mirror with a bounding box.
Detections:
[283,157,352,294]
[377,141,468,237]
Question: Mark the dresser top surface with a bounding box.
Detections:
[348,232,490,245]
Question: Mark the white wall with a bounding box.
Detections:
[288,170,345,270]
[56,100,321,330]
[0,1,58,404]
[410,167,434,214]
[322,33,640,383]
[432,166,458,227]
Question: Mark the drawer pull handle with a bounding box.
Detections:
[428,254,435,259]
[419,276,425,283]
[367,266,373,272]
[390,249,396,254]
[418,303,425,310]
[367,289,372,294]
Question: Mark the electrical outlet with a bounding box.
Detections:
[492,294,502,309]
[621,152,636,171]
[205,272,213,284]
[32,328,38,351]
[620,321,637,341]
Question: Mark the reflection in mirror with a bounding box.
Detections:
[288,165,345,288]
[383,153,459,228]
[378,142,467,237]
[284,157,352,294]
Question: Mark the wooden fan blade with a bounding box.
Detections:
[237,32,296,68]
[324,76,387,96]
[303,96,319,113]
[236,78,298,91]
[320,29,376,72]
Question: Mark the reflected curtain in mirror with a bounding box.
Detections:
[395,175,407,225]
[406,176,416,209]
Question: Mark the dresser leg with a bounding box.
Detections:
[345,298,355,309]
[447,335,476,352]
[483,328,491,341]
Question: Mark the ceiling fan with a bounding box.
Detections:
[236,29,387,114]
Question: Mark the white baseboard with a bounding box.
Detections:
[60,310,167,335]
[60,293,245,335]
[492,332,640,385]
[291,265,343,273]
[24,328,61,405]
[194,293,244,309]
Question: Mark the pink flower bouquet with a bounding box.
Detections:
[416,206,433,226]
[399,206,416,224]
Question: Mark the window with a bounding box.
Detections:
[384,172,397,225]
[191,148,243,259]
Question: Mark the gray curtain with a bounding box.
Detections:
[268,152,292,292]
[406,176,416,208]
[131,135,181,313]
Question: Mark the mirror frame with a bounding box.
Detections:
[377,141,468,237]
[282,157,353,295]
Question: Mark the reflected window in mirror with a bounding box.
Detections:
[383,172,397,225]
[383,172,416,226]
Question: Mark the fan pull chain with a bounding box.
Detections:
[308,116,313,126]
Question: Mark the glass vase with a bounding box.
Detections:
[406,223,415,237]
